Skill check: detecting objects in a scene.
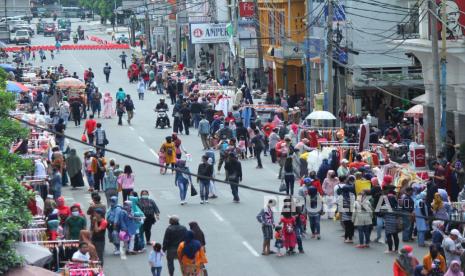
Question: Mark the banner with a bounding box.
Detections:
[190,23,229,44]
[436,0,465,39]
[239,2,255,18]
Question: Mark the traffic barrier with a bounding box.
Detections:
[3,44,130,52]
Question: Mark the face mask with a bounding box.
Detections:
[407,252,413,257]
[141,195,149,199]
[72,211,79,216]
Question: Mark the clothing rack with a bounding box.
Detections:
[319,142,383,150]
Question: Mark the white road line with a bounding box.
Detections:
[242,241,259,257]
[138,136,145,142]
[150,148,159,158]
[129,126,134,131]
[209,208,225,222]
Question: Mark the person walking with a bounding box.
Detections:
[84,114,97,144]
[384,190,400,253]
[54,118,66,151]
[162,216,187,276]
[322,170,340,219]
[94,123,108,156]
[257,199,275,255]
[175,160,192,205]
[103,62,112,83]
[160,136,176,174]
[138,190,160,244]
[70,100,82,126]
[180,102,191,135]
[66,148,85,189]
[250,129,265,169]
[120,51,127,69]
[400,187,415,242]
[106,196,122,255]
[137,79,146,100]
[91,208,107,265]
[103,159,120,206]
[103,92,114,119]
[283,155,296,195]
[91,153,106,192]
[50,166,62,200]
[124,95,135,125]
[198,115,210,150]
[225,153,242,203]
[116,88,126,102]
[148,243,165,276]
[197,155,213,204]
[188,222,206,247]
[177,231,208,275]
[117,165,135,202]
[91,88,102,118]
[116,99,125,126]
[352,191,373,248]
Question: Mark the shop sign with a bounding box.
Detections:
[239,2,255,18]
[190,23,229,44]
[153,26,165,35]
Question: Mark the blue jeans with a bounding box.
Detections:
[308,215,320,235]
[151,267,162,276]
[402,214,413,241]
[177,180,188,201]
[111,229,120,251]
[52,186,62,200]
[357,225,371,245]
[376,217,384,241]
[414,265,423,276]
[417,230,426,246]
[192,113,201,129]
[199,179,209,201]
[295,226,304,251]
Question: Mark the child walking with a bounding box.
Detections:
[158,148,166,174]
[148,243,164,276]
[274,226,284,257]
[238,136,247,159]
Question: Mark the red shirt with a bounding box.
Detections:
[85,119,97,134]
[349,161,367,170]
[262,123,274,137]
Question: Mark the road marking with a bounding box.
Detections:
[242,241,259,257]
[129,126,134,131]
[209,208,225,222]
[150,148,159,158]
[138,136,145,142]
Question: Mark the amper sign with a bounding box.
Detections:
[190,23,229,44]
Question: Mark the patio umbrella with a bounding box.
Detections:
[6,81,29,93]
[56,77,86,89]
[404,104,423,118]
[0,63,15,72]
[305,110,337,120]
[14,242,52,267]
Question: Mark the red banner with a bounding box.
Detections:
[436,0,465,40]
[239,2,255,18]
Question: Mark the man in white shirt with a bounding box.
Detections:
[72,242,90,263]
[442,229,463,267]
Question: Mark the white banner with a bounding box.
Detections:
[190,23,229,44]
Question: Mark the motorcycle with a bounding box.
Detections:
[155,109,170,129]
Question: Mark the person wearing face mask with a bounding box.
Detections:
[393,245,419,276]
[322,170,339,219]
[138,190,160,244]
[65,205,87,240]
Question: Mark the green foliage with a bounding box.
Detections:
[79,0,122,20]
[0,68,33,274]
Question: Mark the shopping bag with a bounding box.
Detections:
[190,183,198,196]
[81,134,87,143]
[279,180,286,192]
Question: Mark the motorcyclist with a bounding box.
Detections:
[154,98,170,127]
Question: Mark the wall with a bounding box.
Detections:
[0,0,31,17]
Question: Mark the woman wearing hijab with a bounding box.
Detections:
[432,192,450,221]
[79,230,99,262]
[160,136,176,174]
[129,195,146,251]
[177,230,208,275]
[445,260,464,276]
[119,200,139,254]
[189,222,206,247]
[317,159,330,184]
[56,196,70,225]
[322,170,340,219]
[172,133,187,159]
[138,190,160,244]
[103,92,114,119]
[137,79,145,100]
[175,160,193,205]
[66,149,85,189]
[393,245,419,276]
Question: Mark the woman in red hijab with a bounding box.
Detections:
[56,196,70,225]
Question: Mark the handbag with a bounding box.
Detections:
[190,183,198,196]
[279,180,286,192]
[81,134,87,142]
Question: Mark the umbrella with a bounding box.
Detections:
[14,242,52,267]
[0,63,15,72]
[5,265,58,276]
[305,110,337,120]
[6,81,29,93]
[404,104,423,118]
[56,77,86,89]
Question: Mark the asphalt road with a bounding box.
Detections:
[22,19,429,276]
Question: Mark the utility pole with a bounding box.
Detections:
[429,0,441,156]
[440,0,447,143]
[304,0,313,114]
[253,0,266,91]
[144,0,152,53]
[324,0,334,114]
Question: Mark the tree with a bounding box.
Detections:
[80,0,123,23]
[0,68,33,274]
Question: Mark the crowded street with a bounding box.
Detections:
[3,6,465,276]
